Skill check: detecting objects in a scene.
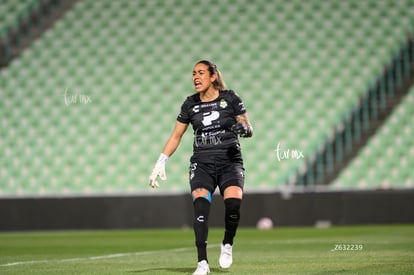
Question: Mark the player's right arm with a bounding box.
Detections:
[162,121,188,157]
[149,121,188,188]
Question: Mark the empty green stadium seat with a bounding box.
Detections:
[333,86,414,189]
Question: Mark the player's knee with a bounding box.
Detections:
[223,185,243,199]
[224,198,241,223]
[193,197,211,224]
[192,188,212,203]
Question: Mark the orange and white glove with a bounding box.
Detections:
[149,153,169,188]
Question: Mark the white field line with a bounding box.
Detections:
[1,245,211,267]
[1,239,347,267]
[2,238,378,268]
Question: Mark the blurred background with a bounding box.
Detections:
[1,0,413,230]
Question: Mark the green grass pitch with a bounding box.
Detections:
[1,225,413,274]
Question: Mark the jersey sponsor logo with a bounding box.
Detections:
[201,111,220,126]
[192,105,200,113]
[200,102,217,108]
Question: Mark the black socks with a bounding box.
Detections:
[223,198,241,245]
[193,197,211,262]
[193,197,242,262]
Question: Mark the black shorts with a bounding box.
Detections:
[189,160,245,196]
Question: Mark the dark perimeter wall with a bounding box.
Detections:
[1,190,413,231]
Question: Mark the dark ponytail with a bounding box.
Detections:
[196,60,226,90]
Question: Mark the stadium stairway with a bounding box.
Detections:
[295,35,414,188]
[332,85,414,189]
[0,0,78,67]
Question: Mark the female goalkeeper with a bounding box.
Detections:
[149,60,253,275]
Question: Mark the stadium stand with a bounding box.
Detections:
[0,1,33,31]
[0,0,68,66]
[295,33,414,188]
[0,0,413,196]
[0,0,33,65]
[332,86,414,189]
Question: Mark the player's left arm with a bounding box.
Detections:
[234,112,253,138]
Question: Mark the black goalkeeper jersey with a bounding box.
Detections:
[177,90,246,161]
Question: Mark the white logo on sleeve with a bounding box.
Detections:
[193,105,200,113]
[201,111,220,126]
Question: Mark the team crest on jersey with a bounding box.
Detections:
[220,99,228,108]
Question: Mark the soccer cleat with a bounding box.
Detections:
[193,260,210,275]
[219,243,233,269]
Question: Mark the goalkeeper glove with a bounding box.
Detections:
[231,122,252,138]
[149,153,169,188]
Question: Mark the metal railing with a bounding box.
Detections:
[293,31,414,188]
